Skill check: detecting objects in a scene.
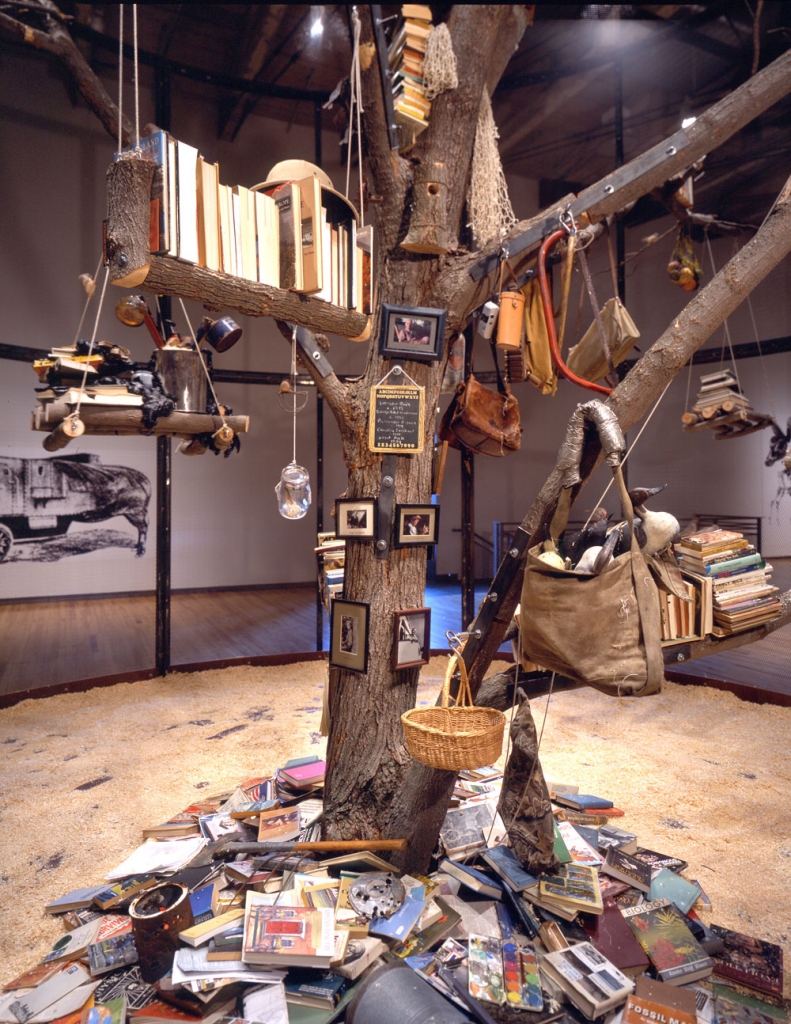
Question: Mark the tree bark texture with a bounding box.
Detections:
[106,159,155,287]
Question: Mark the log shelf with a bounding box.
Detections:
[31,401,249,450]
[681,407,774,439]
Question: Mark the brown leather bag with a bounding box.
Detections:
[439,340,521,457]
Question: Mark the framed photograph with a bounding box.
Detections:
[394,504,440,547]
[392,607,431,670]
[330,599,369,673]
[335,497,377,539]
[379,304,447,362]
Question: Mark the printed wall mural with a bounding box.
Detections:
[0,453,151,564]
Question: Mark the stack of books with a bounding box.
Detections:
[315,532,345,610]
[388,5,433,141]
[658,578,698,642]
[690,369,751,419]
[674,528,780,634]
[33,344,142,409]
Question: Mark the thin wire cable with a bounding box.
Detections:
[746,292,777,422]
[117,5,123,155]
[581,379,674,531]
[684,355,694,414]
[73,266,111,419]
[291,327,298,464]
[483,627,526,847]
[353,8,365,228]
[70,255,104,349]
[177,297,228,428]
[705,233,743,395]
[132,4,140,151]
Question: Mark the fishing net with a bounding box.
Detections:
[467,88,517,248]
[423,23,458,99]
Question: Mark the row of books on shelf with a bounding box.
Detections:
[673,527,781,637]
[388,5,433,140]
[117,130,373,312]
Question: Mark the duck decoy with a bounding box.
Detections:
[628,484,680,556]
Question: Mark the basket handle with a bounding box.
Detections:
[440,653,474,709]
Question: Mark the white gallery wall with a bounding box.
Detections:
[1,41,789,604]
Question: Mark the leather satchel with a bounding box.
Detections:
[439,340,521,457]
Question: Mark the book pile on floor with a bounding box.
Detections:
[388,5,433,142]
[689,370,752,420]
[5,764,786,1024]
[674,527,781,635]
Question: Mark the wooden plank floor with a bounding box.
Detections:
[1,581,788,699]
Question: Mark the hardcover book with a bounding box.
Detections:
[482,844,539,893]
[622,976,697,1024]
[242,893,335,967]
[556,821,603,867]
[87,933,139,976]
[541,941,634,1018]
[539,863,603,915]
[621,898,713,985]
[648,868,701,914]
[581,897,651,976]
[709,925,784,997]
[438,859,502,900]
[602,847,653,892]
[438,799,500,858]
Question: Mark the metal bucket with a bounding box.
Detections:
[346,962,470,1024]
[155,349,207,412]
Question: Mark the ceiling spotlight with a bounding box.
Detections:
[310,8,324,37]
[681,116,697,129]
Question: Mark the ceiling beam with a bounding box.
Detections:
[67,21,329,103]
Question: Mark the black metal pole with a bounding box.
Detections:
[154,63,172,676]
[155,435,171,675]
[316,393,324,651]
[314,100,323,170]
[461,448,475,630]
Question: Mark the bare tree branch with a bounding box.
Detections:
[0,0,133,145]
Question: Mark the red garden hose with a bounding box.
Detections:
[537,228,612,397]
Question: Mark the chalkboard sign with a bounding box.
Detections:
[368,384,425,453]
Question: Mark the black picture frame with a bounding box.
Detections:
[330,599,370,673]
[334,497,377,540]
[392,607,431,671]
[378,304,446,362]
[394,504,440,547]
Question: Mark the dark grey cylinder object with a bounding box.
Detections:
[346,961,471,1024]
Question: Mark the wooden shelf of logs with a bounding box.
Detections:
[32,402,249,452]
[681,405,774,439]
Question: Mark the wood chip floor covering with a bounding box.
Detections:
[0,657,789,999]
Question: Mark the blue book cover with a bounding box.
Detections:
[648,868,701,914]
[368,896,426,941]
[482,845,538,893]
[284,969,346,1007]
[188,883,215,925]
[440,858,503,898]
[556,793,614,810]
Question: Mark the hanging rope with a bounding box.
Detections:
[704,233,743,394]
[70,255,104,350]
[291,327,298,464]
[423,23,458,100]
[345,8,365,227]
[746,293,777,423]
[117,5,123,155]
[132,3,140,152]
[467,88,517,248]
[73,266,111,421]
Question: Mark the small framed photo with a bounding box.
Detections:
[394,504,440,547]
[379,304,446,362]
[335,497,377,540]
[392,607,431,670]
[330,599,369,673]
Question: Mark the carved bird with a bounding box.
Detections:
[628,485,680,556]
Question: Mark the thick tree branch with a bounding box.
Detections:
[273,320,350,430]
[0,0,133,146]
[465,177,791,693]
[457,46,791,317]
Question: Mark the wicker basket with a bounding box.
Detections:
[401,653,506,771]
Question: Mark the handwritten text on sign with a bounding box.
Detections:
[368,384,425,453]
